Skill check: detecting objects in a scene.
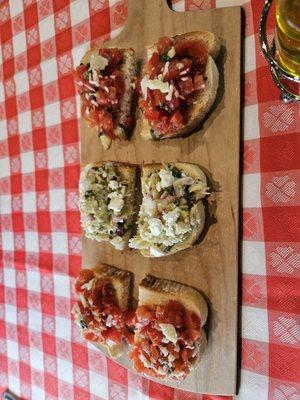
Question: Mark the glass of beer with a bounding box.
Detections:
[275,0,300,78]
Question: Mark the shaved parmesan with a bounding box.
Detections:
[167,47,176,58]
[159,323,178,343]
[147,79,170,93]
[89,54,109,71]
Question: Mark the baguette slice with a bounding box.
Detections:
[133,275,208,380]
[141,31,220,140]
[81,47,137,149]
[129,162,208,257]
[79,162,137,250]
[73,264,133,358]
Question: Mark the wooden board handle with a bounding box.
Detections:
[127,0,171,24]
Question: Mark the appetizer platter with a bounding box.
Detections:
[76,0,241,395]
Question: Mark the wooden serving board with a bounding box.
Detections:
[80,0,241,395]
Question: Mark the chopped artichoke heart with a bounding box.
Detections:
[80,163,128,242]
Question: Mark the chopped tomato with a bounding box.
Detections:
[184,311,201,340]
[180,347,188,363]
[150,344,160,361]
[123,330,134,345]
[136,305,156,324]
[170,110,184,129]
[174,39,208,66]
[151,89,166,107]
[98,48,122,67]
[102,327,122,344]
[167,94,180,111]
[125,310,136,328]
[194,73,205,90]
[147,328,163,345]
[178,77,194,97]
[75,269,95,293]
[143,52,160,75]
[157,36,174,54]
[83,331,96,342]
[165,59,192,81]
[97,109,114,134]
[73,64,88,84]
[144,106,160,121]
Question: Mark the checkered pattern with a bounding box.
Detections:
[0,0,299,399]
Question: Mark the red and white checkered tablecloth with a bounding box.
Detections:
[0,0,299,399]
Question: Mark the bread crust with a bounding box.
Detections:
[80,48,137,147]
[139,275,208,325]
[79,162,137,250]
[138,162,207,257]
[140,31,220,140]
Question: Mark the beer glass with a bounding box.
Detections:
[260,0,300,102]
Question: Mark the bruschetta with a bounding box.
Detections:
[72,265,134,358]
[130,275,208,380]
[73,47,137,149]
[138,32,220,139]
[79,162,137,250]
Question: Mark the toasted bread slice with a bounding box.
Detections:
[141,31,220,140]
[79,162,137,250]
[129,162,208,257]
[73,264,133,358]
[134,275,208,378]
[81,48,137,149]
[95,264,132,357]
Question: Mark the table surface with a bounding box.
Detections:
[0,1,299,400]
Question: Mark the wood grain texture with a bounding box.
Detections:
[80,0,241,395]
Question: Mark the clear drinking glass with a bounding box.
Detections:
[275,0,300,78]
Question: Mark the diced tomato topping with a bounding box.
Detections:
[98,48,122,68]
[75,269,95,293]
[97,109,114,134]
[170,110,184,129]
[144,107,160,121]
[123,330,135,345]
[143,52,160,75]
[151,89,166,107]
[174,39,208,65]
[140,36,208,137]
[178,77,194,97]
[125,310,136,328]
[157,36,174,54]
[83,331,96,342]
[194,73,205,90]
[102,327,122,344]
[73,48,126,141]
[73,64,88,84]
[136,305,156,325]
[150,345,159,361]
[147,328,163,345]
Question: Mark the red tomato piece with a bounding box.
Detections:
[136,305,156,325]
[170,110,184,129]
[73,64,88,83]
[150,344,160,361]
[143,52,160,75]
[102,327,122,344]
[148,328,163,345]
[75,269,95,293]
[174,39,208,66]
[151,89,166,107]
[125,310,136,328]
[97,109,114,133]
[144,106,160,121]
[193,73,205,90]
[157,36,174,54]
[178,77,194,97]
